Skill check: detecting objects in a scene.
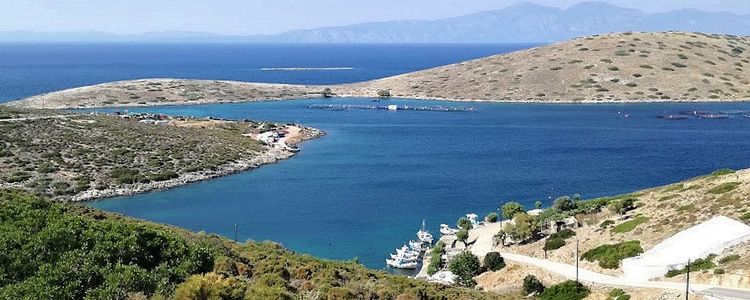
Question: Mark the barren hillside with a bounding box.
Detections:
[339,32,750,102]
[6,32,750,109]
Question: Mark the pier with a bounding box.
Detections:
[307,104,475,112]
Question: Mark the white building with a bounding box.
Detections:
[622,215,750,281]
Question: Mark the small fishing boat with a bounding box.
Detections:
[395,245,420,257]
[440,224,458,236]
[386,257,418,269]
[409,240,430,252]
[417,220,434,244]
[390,252,418,260]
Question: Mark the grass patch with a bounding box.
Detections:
[707,182,740,194]
[662,183,684,193]
[666,254,716,277]
[582,241,643,269]
[719,254,740,264]
[612,216,649,233]
[711,169,736,176]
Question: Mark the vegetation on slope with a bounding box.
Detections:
[341,32,750,102]
[0,189,514,300]
[0,106,272,201]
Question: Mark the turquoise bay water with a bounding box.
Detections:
[89,98,750,269]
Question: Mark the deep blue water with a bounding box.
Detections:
[88,99,750,269]
[6,43,750,270]
[0,43,532,102]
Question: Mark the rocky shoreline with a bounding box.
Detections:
[70,127,325,202]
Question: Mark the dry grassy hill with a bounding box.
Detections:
[338,31,750,102]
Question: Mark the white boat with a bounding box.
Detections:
[417,220,434,244]
[409,240,429,252]
[390,252,418,260]
[395,245,420,257]
[386,257,418,269]
[440,224,458,236]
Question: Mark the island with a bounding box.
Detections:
[5,32,750,110]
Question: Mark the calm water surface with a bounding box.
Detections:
[88,98,750,269]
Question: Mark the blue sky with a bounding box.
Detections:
[3,0,749,35]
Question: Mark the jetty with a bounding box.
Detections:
[307,104,474,112]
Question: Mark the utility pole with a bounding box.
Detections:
[686,259,690,300]
[576,239,580,283]
[233,223,238,242]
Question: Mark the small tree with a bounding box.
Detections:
[321,88,333,98]
[553,196,575,212]
[523,275,545,295]
[501,201,525,219]
[535,201,543,209]
[457,217,473,230]
[448,251,481,287]
[456,228,469,247]
[485,212,499,223]
[511,213,537,242]
[377,89,391,98]
[483,252,506,271]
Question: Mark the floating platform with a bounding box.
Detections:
[657,114,689,120]
[307,104,474,112]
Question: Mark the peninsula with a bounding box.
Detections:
[0,105,323,202]
[6,32,750,110]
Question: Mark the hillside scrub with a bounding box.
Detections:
[0,106,311,202]
[0,189,513,299]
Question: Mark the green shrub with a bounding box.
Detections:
[483,252,506,271]
[539,280,590,300]
[600,220,615,228]
[522,275,545,295]
[543,238,566,251]
[582,241,643,269]
[448,251,481,287]
[457,217,473,230]
[719,254,741,264]
[110,168,144,184]
[485,212,498,223]
[550,229,576,240]
[149,171,179,182]
[707,182,740,194]
[612,216,649,233]
[608,288,631,300]
[715,268,726,275]
[666,254,716,277]
[501,201,526,219]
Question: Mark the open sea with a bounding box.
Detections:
[4,43,750,270]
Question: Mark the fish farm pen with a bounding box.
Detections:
[307,104,475,112]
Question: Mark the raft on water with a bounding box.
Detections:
[307,104,474,112]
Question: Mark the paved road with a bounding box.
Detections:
[497,252,750,299]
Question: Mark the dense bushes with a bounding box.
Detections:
[538,280,590,300]
[581,240,643,269]
[0,190,214,299]
[427,241,445,275]
[483,252,506,271]
[707,182,740,194]
[0,190,502,300]
[522,275,545,295]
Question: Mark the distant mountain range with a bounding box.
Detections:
[2,2,750,43]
